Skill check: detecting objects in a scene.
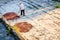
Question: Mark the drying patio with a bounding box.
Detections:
[0,0,60,40]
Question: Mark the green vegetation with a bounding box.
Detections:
[52,0,60,8]
[0,18,3,22]
[54,3,60,8]
[6,25,13,35]
[52,0,60,2]
[7,27,12,35]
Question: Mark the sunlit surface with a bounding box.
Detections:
[0,0,59,40]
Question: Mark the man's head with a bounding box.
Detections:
[19,2,22,5]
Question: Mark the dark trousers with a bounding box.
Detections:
[21,10,25,16]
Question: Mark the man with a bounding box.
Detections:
[19,2,25,16]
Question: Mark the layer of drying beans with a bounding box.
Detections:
[14,22,33,32]
[3,12,20,20]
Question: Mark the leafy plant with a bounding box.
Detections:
[54,3,60,8]
[0,18,3,22]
